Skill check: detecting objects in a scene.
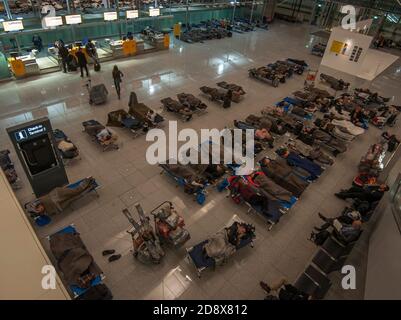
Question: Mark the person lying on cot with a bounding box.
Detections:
[201,221,255,265]
[247,171,294,202]
[26,177,96,216]
[259,157,309,197]
[168,163,207,193]
[276,147,322,180]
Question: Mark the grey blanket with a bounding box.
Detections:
[204,230,236,265]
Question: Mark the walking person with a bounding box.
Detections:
[75,47,89,78]
[112,65,124,99]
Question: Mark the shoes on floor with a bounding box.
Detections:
[108,254,122,262]
[259,281,271,293]
[102,249,115,256]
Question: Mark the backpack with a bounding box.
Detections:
[310,230,330,246]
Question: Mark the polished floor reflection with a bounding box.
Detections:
[1,22,400,300]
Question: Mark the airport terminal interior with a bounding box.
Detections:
[1,0,401,300]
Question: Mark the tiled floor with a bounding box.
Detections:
[1,22,400,300]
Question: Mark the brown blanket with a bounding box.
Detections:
[40,178,94,215]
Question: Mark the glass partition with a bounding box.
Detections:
[0,0,269,80]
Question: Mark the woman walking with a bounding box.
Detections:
[112,65,124,99]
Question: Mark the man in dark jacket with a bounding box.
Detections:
[58,45,69,73]
[75,47,89,78]
[335,184,389,203]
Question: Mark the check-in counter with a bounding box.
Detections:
[106,38,145,58]
[8,54,40,78]
[146,34,167,50]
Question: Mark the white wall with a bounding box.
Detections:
[0,170,70,300]
[364,204,401,300]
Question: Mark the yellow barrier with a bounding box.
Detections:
[173,24,181,37]
[123,39,137,56]
[164,34,170,49]
[9,58,25,77]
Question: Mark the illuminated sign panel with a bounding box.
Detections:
[65,14,82,25]
[2,20,24,31]
[44,16,63,27]
[149,8,160,17]
[104,12,118,21]
[126,10,139,19]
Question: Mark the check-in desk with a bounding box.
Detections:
[8,54,40,78]
[106,38,145,58]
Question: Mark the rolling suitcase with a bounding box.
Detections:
[89,84,108,105]
[94,62,101,72]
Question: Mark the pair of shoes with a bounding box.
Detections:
[102,250,122,262]
[259,281,271,293]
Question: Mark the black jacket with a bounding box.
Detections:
[58,46,69,59]
[75,51,87,66]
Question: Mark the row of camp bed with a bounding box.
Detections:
[249,58,309,87]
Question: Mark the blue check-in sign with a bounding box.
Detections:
[15,130,28,141]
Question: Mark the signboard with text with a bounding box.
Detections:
[104,12,118,21]
[44,16,63,27]
[2,20,24,32]
[65,14,82,25]
[126,10,139,19]
[149,8,160,17]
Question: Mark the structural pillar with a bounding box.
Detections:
[2,0,13,19]
[263,0,276,22]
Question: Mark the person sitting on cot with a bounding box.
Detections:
[146,109,157,124]
[96,128,116,145]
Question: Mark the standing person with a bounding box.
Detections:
[223,89,232,109]
[112,65,124,99]
[75,47,89,78]
[85,39,97,62]
[32,34,43,52]
[58,44,69,73]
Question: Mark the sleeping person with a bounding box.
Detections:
[26,177,97,216]
[276,147,323,180]
[260,157,309,197]
[202,221,255,265]
[247,171,294,202]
